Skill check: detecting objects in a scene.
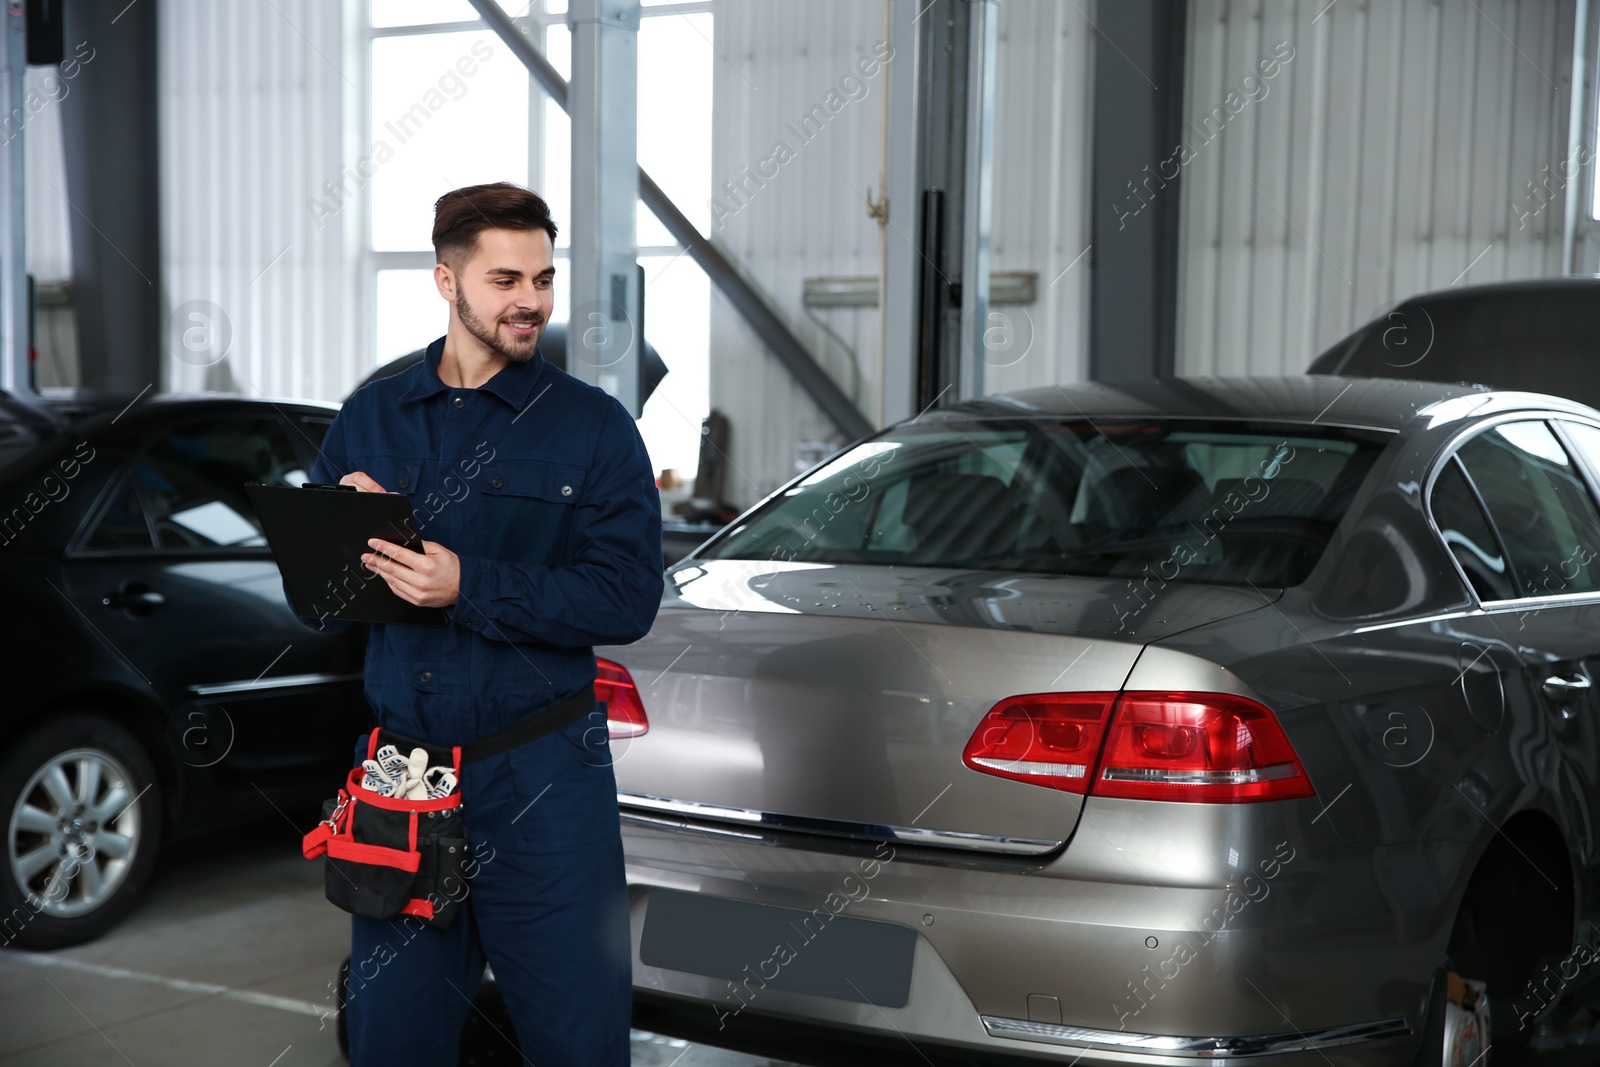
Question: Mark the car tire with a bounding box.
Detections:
[0,715,162,950]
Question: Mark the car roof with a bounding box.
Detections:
[1385,275,1600,305]
[29,388,338,423]
[924,375,1600,433]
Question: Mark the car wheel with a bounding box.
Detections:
[0,715,162,950]
[1413,964,1492,1066]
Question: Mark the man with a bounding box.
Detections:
[290,182,663,1065]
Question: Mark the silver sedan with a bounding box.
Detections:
[599,376,1600,1065]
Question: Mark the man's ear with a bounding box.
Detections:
[433,261,457,302]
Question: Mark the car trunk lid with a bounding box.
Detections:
[602,560,1278,854]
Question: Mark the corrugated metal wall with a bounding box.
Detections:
[1177,0,1577,375]
[709,0,889,506]
[709,0,1096,507]
[985,1,1095,398]
[159,0,349,400]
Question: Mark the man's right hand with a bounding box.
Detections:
[340,472,388,493]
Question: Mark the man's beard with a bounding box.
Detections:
[456,290,542,362]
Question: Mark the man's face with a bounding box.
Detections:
[439,226,555,363]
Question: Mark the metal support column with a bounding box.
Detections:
[567,0,640,416]
[880,0,921,426]
[1565,0,1597,274]
[0,4,34,409]
[881,0,999,420]
[60,0,161,396]
[957,0,997,403]
[1087,0,1186,382]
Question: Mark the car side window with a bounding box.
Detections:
[1453,421,1600,597]
[84,475,156,549]
[1555,420,1600,495]
[1429,458,1515,601]
[137,418,308,549]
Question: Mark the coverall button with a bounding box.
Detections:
[490,476,503,488]
[398,477,410,488]
[453,396,464,408]
[561,484,573,496]
[419,671,432,683]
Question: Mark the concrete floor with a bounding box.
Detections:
[0,818,800,1067]
[14,819,1600,1066]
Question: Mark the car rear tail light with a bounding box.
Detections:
[595,658,648,739]
[960,693,1119,794]
[963,691,1314,803]
[1095,692,1313,803]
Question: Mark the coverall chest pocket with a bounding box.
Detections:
[478,462,586,566]
[349,458,425,540]
[345,456,419,497]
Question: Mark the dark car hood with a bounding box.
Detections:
[1309,278,1600,412]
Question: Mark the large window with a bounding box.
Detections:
[362,0,711,478]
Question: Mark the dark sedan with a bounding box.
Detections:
[0,390,371,949]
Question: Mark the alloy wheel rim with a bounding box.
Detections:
[8,747,141,918]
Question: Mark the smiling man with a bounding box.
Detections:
[297,182,664,1066]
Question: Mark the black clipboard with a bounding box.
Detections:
[245,482,448,627]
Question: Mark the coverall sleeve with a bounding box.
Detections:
[282,409,359,636]
[445,400,665,648]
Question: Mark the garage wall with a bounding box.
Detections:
[708,0,1096,509]
[159,0,349,400]
[708,0,889,507]
[1177,0,1577,376]
[983,1,1096,399]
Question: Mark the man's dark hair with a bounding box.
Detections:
[431,182,558,269]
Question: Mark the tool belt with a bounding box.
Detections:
[301,684,597,928]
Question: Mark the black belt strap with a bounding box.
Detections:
[459,683,597,764]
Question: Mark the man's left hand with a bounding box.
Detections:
[362,538,461,608]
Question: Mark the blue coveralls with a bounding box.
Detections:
[287,336,664,1066]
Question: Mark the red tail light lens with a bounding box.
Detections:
[595,658,648,739]
[962,690,1314,803]
[960,693,1119,793]
[1093,692,1314,803]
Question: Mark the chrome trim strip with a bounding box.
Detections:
[980,1014,1411,1058]
[189,672,363,696]
[619,811,768,841]
[615,792,1063,855]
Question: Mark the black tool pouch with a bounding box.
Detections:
[302,683,597,929]
[304,728,471,928]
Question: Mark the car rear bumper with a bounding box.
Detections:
[623,795,1458,1065]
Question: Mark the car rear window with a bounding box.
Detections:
[701,419,1388,587]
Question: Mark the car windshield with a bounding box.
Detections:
[701,419,1388,587]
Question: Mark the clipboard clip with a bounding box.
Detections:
[301,482,358,491]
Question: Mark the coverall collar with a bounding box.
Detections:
[400,334,547,411]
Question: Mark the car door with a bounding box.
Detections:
[59,411,369,797]
[1448,417,1600,870]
